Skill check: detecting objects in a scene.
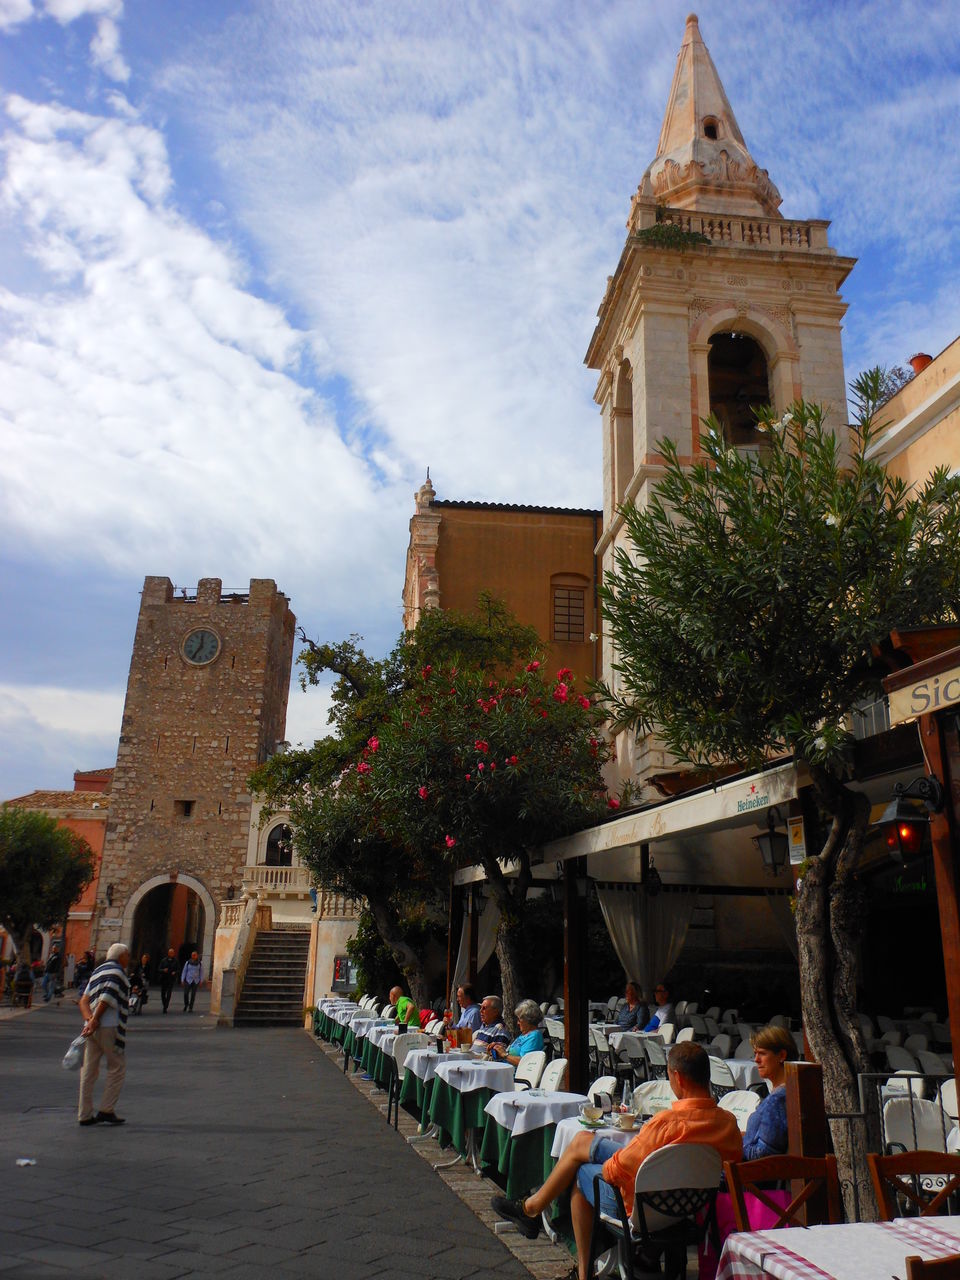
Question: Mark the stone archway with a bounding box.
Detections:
[122,874,216,975]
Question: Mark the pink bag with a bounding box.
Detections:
[698,1189,792,1280]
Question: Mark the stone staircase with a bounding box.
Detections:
[234,928,310,1027]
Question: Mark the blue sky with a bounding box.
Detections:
[2,0,959,800]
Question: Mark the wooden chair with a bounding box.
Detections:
[867,1151,960,1220]
[905,1254,960,1279]
[724,1155,842,1230]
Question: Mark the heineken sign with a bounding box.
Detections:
[737,790,770,814]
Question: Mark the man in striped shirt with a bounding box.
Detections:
[77,943,131,1126]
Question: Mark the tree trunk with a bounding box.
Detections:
[483,852,532,1036]
[495,915,526,1035]
[796,771,877,1221]
[366,898,429,1008]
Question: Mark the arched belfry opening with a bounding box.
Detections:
[613,361,634,504]
[265,822,293,867]
[707,331,772,448]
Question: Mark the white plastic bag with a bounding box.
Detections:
[61,1034,86,1071]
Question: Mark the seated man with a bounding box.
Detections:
[492,1041,741,1280]
[641,980,674,1033]
[443,983,482,1033]
[472,994,510,1054]
[389,985,421,1028]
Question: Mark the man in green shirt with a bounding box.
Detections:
[389,985,421,1027]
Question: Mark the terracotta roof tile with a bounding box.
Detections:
[4,790,110,811]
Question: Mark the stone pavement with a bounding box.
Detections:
[0,994,571,1280]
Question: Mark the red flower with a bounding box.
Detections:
[477,762,485,772]
[474,739,489,753]
[526,660,540,672]
[556,666,572,681]
[607,796,621,810]
[357,761,371,775]
[578,695,591,710]
[367,735,379,752]
[540,710,548,718]
[553,683,569,703]
[418,786,428,800]
[489,761,496,772]
[422,665,432,679]
[445,835,457,849]
[507,755,518,765]
[465,773,471,780]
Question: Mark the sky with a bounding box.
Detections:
[1,0,959,800]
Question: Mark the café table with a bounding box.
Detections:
[716,1215,960,1280]
[550,1114,637,1162]
[361,1022,399,1088]
[340,1013,378,1071]
[314,999,355,1041]
[480,1090,587,1199]
[429,1057,515,1172]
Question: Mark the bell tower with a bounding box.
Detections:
[588,14,856,786]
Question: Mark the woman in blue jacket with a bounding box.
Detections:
[490,999,545,1066]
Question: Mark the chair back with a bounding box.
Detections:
[905,1253,960,1278]
[770,1014,789,1029]
[734,1038,754,1060]
[632,1143,722,1235]
[588,1075,618,1106]
[689,1014,709,1039]
[619,1033,648,1080]
[643,1036,668,1078]
[709,1057,736,1098]
[685,1002,699,1016]
[939,1078,958,1121]
[719,1089,761,1132]
[905,1033,931,1056]
[917,1050,950,1077]
[540,1057,567,1092]
[704,1005,721,1021]
[659,1022,676,1045]
[633,1078,675,1118]
[546,1002,560,1016]
[707,1034,733,1060]
[725,1155,842,1230]
[514,1050,546,1090]
[887,1044,920,1073]
[877,1014,896,1033]
[720,1008,739,1027]
[868,1151,960,1220]
[381,1004,396,1019]
[883,1096,950,1153]
[882,1029,903,1047]
[544,1016,565,1055]
[606,995,619,1014]
[393,1031,426,1072]
[675,1000,688,1018]
[539,1001,550,1014]
[676,1026,695,1044]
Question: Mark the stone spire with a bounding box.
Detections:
[637,14,781,218]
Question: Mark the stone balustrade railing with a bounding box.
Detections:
[317,890,361,920]
[241,865,312,894]
[630,203,831,253]
[220,900,246,928]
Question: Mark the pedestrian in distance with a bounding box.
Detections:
[42,947,62,1002]
[157,947,178,1014]
[181,950,202,1012]
[77,942,130,1127]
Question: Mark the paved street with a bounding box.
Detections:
[0,996,537,1280]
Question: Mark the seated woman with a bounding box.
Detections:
[616,981,645,1031]
[489,999,544,1066]
[742,1023,794,1159]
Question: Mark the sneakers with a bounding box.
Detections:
[490,1194,541,1239]
[95,1111,125,1125]
[78,1116,99,1126]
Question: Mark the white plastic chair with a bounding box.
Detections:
[881,1029,903,1048]
[633,1078,675,1117]
[887,1045,920,1074]
[719,1008,739,1032]
[734,1039,754,1061]
[381,1003,396,1019]
[706,1034,733,1061]
[539,1001,550,1015]
[676,1026,695,1044]
[921,1011,939,1023]
[387,1031,427,1128]
[643,1036,668,1079]
[588,1075,618,1106]
[877,1014,896,1034]
[659,1022,676,1045]
[709,1057,737,1098]
[917,1049,950,1077]
[770,1013,789,1029]
[590,1025,614,1074]
[904,1033,930,1056]
[514,1050,546,1091]
[675,999,688,1020]
[719,1089,761,1132]
[544,1017,565,1058]
[704,1006,720,1022]
[618,1033,649,1086]
[546,1002,560,1016]
[939,1079,958,1121]
[883,1096,950,1153]
[540,1058,567,1092]
[689,1013,709,1040]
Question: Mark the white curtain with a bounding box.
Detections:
[450,896,501,1000]
[596,884,697,999]
[766,891,799,957]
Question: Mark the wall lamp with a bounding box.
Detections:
[879,775,944,863]
[753,807,789,876]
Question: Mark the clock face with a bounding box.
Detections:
[182,628,221,666]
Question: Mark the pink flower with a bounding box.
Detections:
[445,835,457,849]
[489,761,496,772]
[553,683,569,703]
[607,796,621,810]
[367,735,379,752]
[477,762,485,772]
[556,666,573,681]
[465,773,471,780]
[357,761,372,775]
[540,710,549,718]
[578,695,591,710]
[507,755,518,765]
[422,665,432,679]
[526,660,540,672]
[474,739,489,753]
[418,786,428,800]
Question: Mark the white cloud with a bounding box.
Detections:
[0,94,403,627]
[0,0,34,31]
[90,15,130,83]
[0,682,123,737]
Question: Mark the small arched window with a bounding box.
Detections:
[707,331,772,448]
[265,823,293,867]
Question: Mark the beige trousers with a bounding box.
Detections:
[78,1026,126,1120]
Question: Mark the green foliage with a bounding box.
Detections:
[599,370,960,774]
[635,222,711,249]
[346,907,404,998]
[0,807,96,954]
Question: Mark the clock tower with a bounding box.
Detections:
[92,576,296,970]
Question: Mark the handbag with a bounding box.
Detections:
[61,1034,86,1071]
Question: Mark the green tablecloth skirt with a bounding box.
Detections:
[315,1010,332,1039]
[479,1118,559,1199]
[341,1028,358,1064]
[399,1071,436,1128]
[428,1078,495,1155]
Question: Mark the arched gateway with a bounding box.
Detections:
[123,874,216,975]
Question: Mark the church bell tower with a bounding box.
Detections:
[588,14,856,786]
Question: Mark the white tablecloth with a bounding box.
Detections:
[319,998,355,1014]
[403,1047,441,1084]
[724,1058,764,1089]
[369,1023,398,1050]
[434,1059,515,1095]
[349,1012,378,1033]
[484,1091,587,1139]
[330,1003,360,1025]
[550,1115,638,1160]
[716,1216,960,1280]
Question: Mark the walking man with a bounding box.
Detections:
[42,947,61,1002]
[157,948,178,1014]
[77,943,130,1127]
[181,950,202,1012]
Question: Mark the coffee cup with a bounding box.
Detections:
[580,1103,603,1123]
[616,1112,638,1130]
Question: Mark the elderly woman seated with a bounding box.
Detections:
[489,999,545,1066]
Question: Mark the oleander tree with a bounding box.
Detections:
[0,806,96,962]
[598,369,960,1215]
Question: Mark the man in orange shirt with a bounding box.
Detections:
[491,1041,742,1280]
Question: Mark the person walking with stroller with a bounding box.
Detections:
[181,951,202,1012]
